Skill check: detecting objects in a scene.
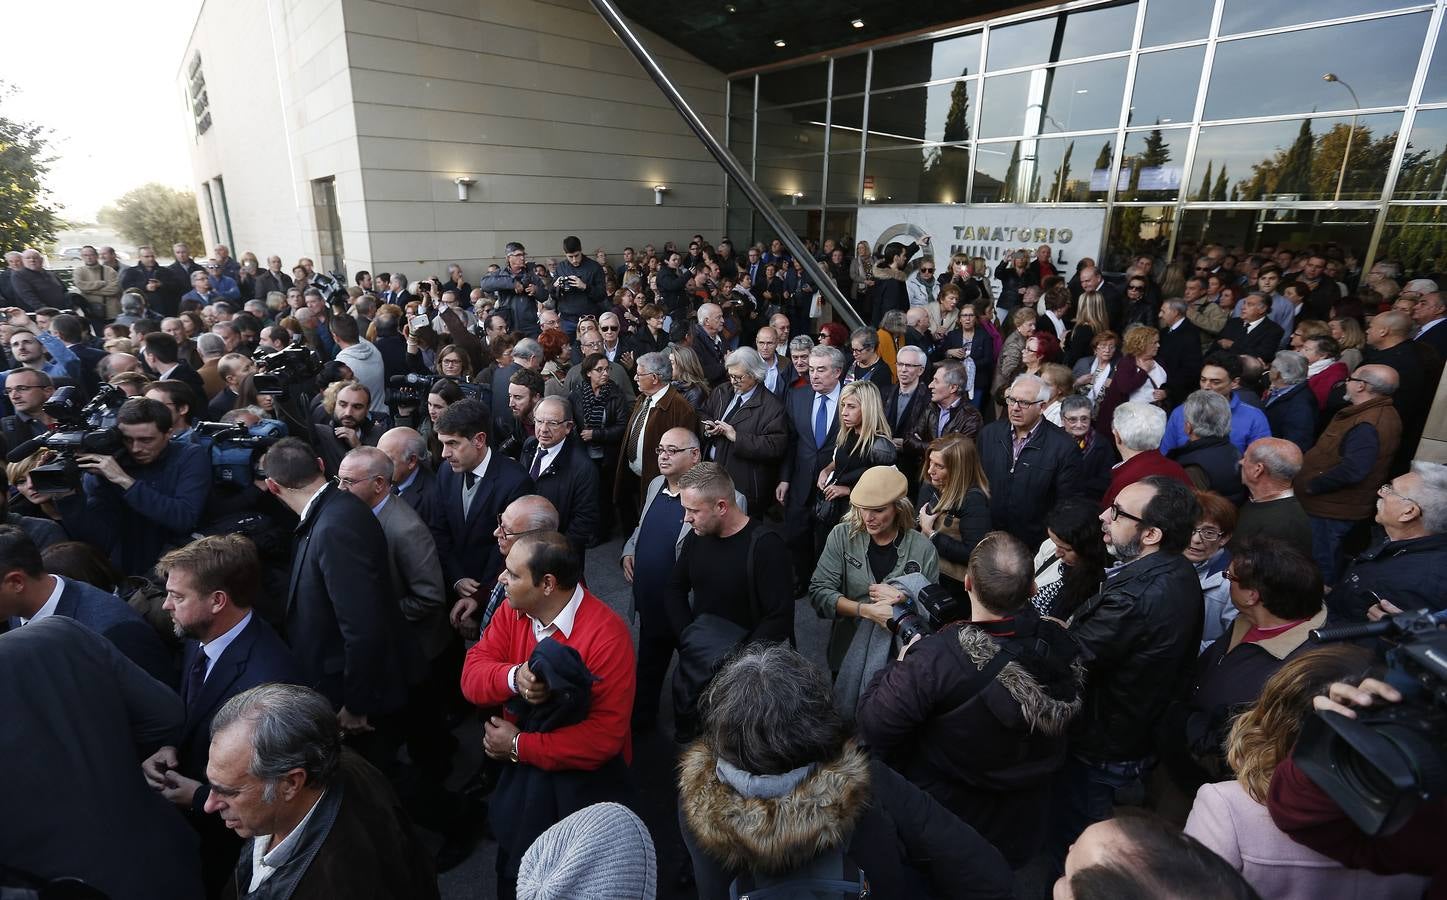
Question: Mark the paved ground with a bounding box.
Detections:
[425,533,834,899]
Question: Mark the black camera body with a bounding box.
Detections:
[1293,608,1447,836]
[386,373,484,410]
[15,384,127,494]
[252,343,321,395]
[194,420,287,487]
[888,579,968,647]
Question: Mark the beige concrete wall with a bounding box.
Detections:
[181,0,727,283]
[344,0,727,280]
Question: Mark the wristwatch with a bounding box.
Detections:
[509,733,520,764]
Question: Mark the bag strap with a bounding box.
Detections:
[932,638,1022,714]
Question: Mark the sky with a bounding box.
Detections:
[2,0,206,223]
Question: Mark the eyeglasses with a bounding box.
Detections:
[1191,526,1225,542]
[1004,396,1043,408]
[1107,503,1143,524]
[1127,284,1145,292]
[1379,483,1420,506]
[495,514,545,540]
[333,474,382,490]
[534,418,568,429]
[599,324,619,332]
[919,268,935,274]
[1344,376,1366,385]
[656,445,696,456]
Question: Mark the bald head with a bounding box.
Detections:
[377,426,427,483]
[1244,437,1303,488]
[497,494,560,553]
[661,426,699,450]
[1350,363,1399,401]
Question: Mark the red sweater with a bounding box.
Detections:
[461,589,634,771]
[1101,450,1193,510]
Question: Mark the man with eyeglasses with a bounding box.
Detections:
[1328,462,1447,622]
[620,426,724,732]
[478,242,546,337]
[1295,364,1401,586]
[0,369,54,455]
[201,259,240,302]
[1121,277,1157,330]
[518,397,599,576]
[978,373,1080,549]
[701,348,786,515]
[595,311,635,371]
[1045,477,1201,862]
[615,351,697,512]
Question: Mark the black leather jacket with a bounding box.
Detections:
[1067,551,1203,763]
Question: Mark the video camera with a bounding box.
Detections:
[252,343,321,395]
[5,384,127,494]
[386,373,485,409]
[194,419,287,486]
[1292,608,1447,836]
[884,572,968,647]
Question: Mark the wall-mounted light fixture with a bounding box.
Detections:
[773,39,786,47]
[453,176,476,201]
[653,184,669,205]
[789,191,804,206]
[850,18,864,28]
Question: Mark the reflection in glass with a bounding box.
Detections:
[1206,14,1426,120]
[863,144,973,204]
[1128,47,1205,128]
[827,152,861,206]
[1421,26,1447,104]
[1178,208,1378,260]
[1220,0,1416,36]
[1379,206,1447,274]
[1396,109,1447,201]
[972,137,1112,202]
[828,96,866,153]
[986,3,1137,71]
[754,102,828,163]
[759,63,829,106]
[980,71,1033,138]
[868,80,976,147]
[1118,128,1189,202]
[833,54,869,96]
[1141,0,1212,47]
[1104,206,1175,272]
[1190,113,1402,201]
[872,32,981,89]
[728,116,753,167]
[755,154,823,204]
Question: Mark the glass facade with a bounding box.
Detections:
[725,0,1447,274]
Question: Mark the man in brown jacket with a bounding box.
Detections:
[615,351,698,513]
[1295,364,1401,585]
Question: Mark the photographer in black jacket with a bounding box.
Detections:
[54,397,212,576]
[858,531,1085,866]
[551,236,607,336]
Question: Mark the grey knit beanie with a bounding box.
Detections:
[516,802,656,900]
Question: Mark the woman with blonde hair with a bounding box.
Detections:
[1184,646,1428,899]
[995,306,1040,391]
[666,342,710,407]
[916,433,991,598]
[7,450,65,523]
[1066,291,1112,367]
[1094,324,1167,437]
[926,282,962,340]
[815,380,897,537]
[1287,318,1330,352]
[1329,316,1366,371]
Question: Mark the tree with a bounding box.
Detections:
[1195,161,1214,201]
[0,84,63,252]
[1211,165,1229,201]
[97,183,203,252]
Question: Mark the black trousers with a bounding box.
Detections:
[632,593,677,729]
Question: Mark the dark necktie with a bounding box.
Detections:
[626,394,652,461]
[722,394,743,422]
[464,470,477,491]
[529,448,544,480]
[183,650,207,709]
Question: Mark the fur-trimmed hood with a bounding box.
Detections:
[678,740,872,875]
[872,262,905,282]
[956,624,1085,736]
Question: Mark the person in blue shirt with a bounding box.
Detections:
[199,260,240,301]
[1159,352,1271,456]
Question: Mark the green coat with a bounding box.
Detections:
[809,523,939,671]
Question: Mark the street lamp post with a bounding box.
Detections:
[1323,73,1361,202]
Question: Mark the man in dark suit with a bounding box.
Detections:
[701,348,788,515]
[141,534,302,895]
[260,438,415,741]
[902,360,983,461]
[0,525,174,684]
[779,344,844,581]
[429,399,533,624]
[0,368,53,457]
[380,426,441,525]
[1158,299,1204,409]
[1413,291,1447,358]
[0,616,203,900]
[50,312,105,398]
[140,331,208,402]
[691,303,729,387]
[978,373,1082,548]
[1212,291,1285,365]
[753,324,793,399]
[615,351,699,511]
[519,397,599,571]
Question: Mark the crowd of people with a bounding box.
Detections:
[0,228,1444,900]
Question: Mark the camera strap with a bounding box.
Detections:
[933,637,1021,714]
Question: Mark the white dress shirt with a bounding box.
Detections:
[19,575,65,625]
[200,610,253,679]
